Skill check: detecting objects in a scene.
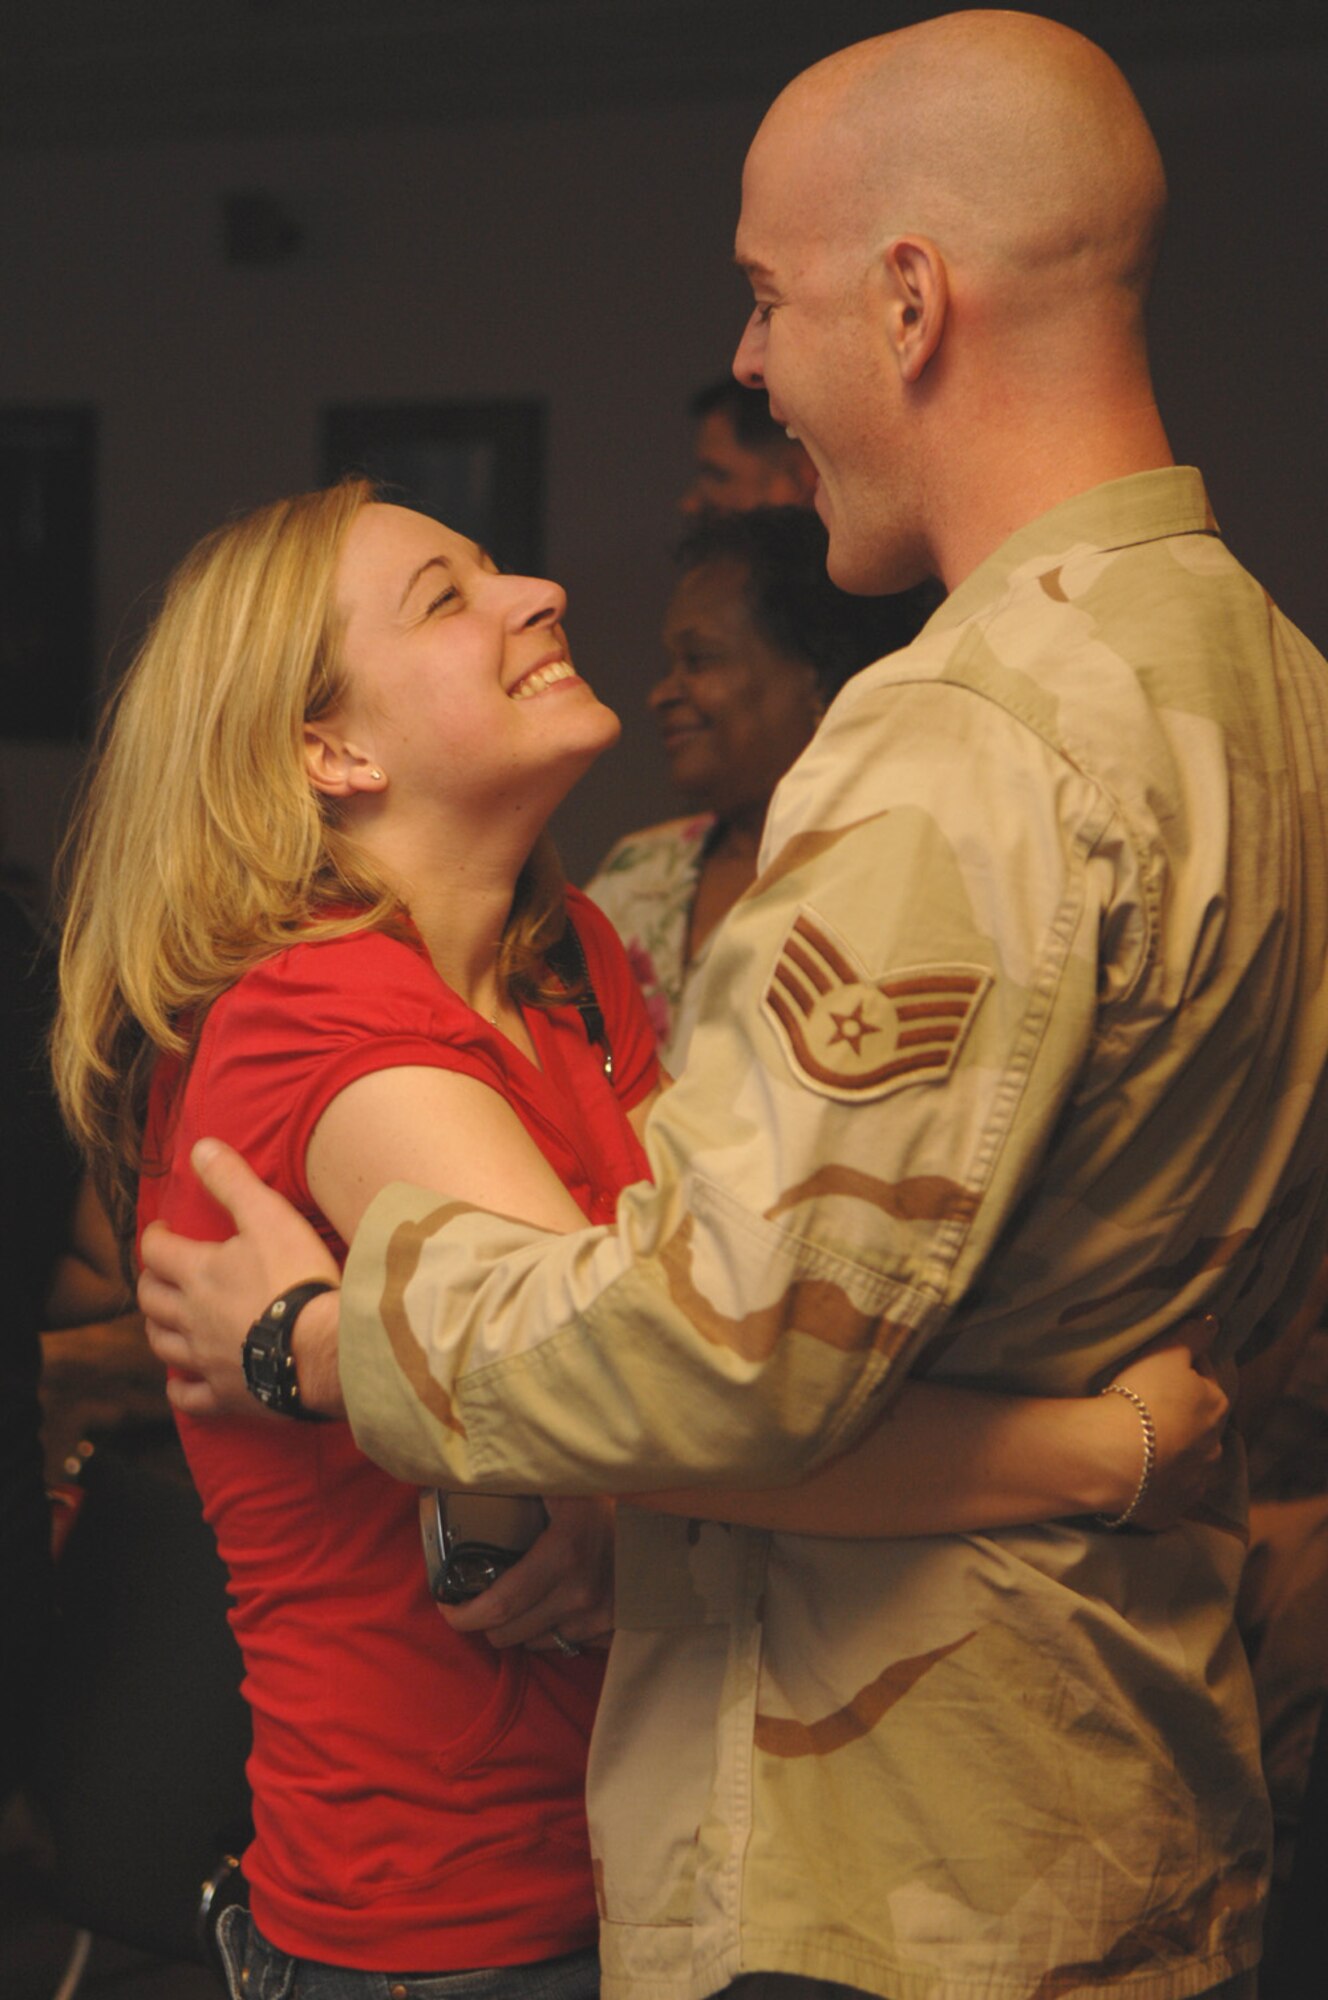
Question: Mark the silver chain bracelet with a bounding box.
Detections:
[1095,1382,1156,1529]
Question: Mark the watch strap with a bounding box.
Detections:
[242,1278,337,1420]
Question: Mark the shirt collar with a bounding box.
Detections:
[925,466,1219,636]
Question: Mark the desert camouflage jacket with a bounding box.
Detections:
[341,469,1328,2000]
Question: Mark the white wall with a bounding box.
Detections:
[1,40,1324,899]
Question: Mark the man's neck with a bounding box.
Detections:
[935,435,1175,594]
[925,342,1174,591]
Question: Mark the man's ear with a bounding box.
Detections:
[882,235,948,384]
[302,722,387,799]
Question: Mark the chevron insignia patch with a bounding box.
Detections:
[762,910,993,1102]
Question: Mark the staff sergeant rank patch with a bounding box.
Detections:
[763,910,993,1104]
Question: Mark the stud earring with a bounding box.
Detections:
[369,768,384,782]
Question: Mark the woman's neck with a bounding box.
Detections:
[354,807,527,1017]
[706,800,768,862]
[408,879,513,1019]
[688,803,771,964]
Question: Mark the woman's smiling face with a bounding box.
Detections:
[326,503,619,819]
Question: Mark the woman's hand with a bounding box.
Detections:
[1095,1317,1233,1529]
[637,1316,1236,1543]
[440,1496,615,1653]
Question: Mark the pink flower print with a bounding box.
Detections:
[625,941,672,1047]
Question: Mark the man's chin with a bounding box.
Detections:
[824,534,894,598]
[824,511,929,599]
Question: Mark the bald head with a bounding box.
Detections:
[733,10,1174,593]
[757,10,1166,308]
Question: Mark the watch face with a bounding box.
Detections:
[242,1326,285,1409]
[241,1283,334,1420]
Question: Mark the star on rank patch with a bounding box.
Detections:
[762,910,992,1103]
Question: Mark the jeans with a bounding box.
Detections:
[215,1906,601,2000]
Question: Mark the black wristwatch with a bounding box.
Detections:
[242,1280,338,1420]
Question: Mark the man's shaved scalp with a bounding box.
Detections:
[760,10,1166,303]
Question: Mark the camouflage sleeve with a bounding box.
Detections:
[340,684,1139,1492]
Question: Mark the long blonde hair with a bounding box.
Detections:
[54,478,567,1250]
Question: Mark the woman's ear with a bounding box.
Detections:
[302,722,387,799]
[882,234,948,385]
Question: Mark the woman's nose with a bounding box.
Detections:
[505,573,567,629]
[648,665,683,712]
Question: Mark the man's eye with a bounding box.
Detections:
[751,302,775,326]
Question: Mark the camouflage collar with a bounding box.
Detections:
[928,466,1216,636]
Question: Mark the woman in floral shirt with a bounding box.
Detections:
[587,507,934,1068]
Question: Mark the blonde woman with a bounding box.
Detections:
[57,482,1226,2000]
[57,482,653,2000]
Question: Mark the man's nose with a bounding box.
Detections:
[732,315,766,389]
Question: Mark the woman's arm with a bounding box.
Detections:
[144,1070,601,1421]
[308,1061,613,1652]
[633,1327,1229,1536]
[312,1073,672,1269]
[306,1064,590,1242]
[311,1080,1228,1538]
[153,1088,1228,1539]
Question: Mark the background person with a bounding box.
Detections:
[679,378,817,517]
[587,507,934,1064]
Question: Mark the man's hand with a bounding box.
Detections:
[440,1497,615,1653]
[139,1137,343,1420]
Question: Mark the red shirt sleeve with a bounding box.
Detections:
[193,930,509,1225]
[141,912,656,1261]
[563,887,661,1114]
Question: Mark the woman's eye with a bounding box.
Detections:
[427,586,460,614]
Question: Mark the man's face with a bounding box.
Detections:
[732,120,923,594]
[680,409,806,516]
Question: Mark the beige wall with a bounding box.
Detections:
[1,41,1324,900]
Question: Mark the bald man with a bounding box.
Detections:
[143,14,1328,2000]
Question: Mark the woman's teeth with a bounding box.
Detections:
[510,660,576,700]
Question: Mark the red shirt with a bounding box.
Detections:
[137,890,657,1971]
